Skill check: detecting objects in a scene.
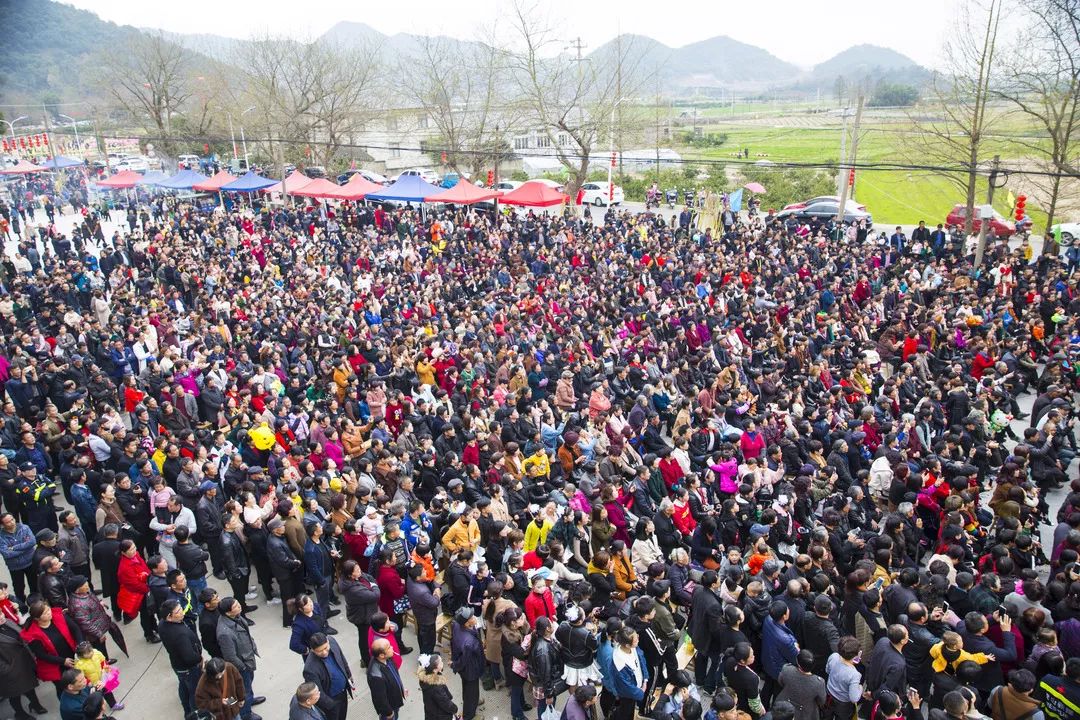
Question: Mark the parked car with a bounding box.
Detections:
[112,156,148,172]
[782,195,867,212]
[227,159,250,175]
[1050,222,1080,251]
[303,166,327,179]
[397,168,440,184]
[337,168,389,185]
[440,172,471,189]
[532,178,566,191]
[580,181,625,206]
[945,204,1021,237]
[494,180,522,192]
[177,154,200,170]
[774,200,872,225]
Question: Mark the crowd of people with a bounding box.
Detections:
[0,177,1078,720]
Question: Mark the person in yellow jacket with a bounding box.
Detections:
[522,447,551,483]
[442,510,481,556]
[523,514,552,553]
[415,355,436,387]
[930,631,994,673]
[610,539,641,600]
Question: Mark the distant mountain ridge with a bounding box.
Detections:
[0,1,928,104]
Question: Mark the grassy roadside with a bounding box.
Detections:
[680,123,1051,228]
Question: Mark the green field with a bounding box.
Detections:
[680,121,1050,229]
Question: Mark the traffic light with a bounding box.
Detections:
[487,170,494,187]
[1015,194,1026,222]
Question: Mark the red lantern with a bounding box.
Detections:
[19,137,26,149]
[610,152,616,168]
[1015,194,1027,222]
[34,135,41,147]
[1,140,7,152]
[203,143,210,154]
[487,170,494,186]
[440,151,447,164]
[43,133,49,145]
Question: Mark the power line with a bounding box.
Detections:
[56,129,1080,180]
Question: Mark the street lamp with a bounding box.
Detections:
[57,114,81,155]
[0,115,28,151]
[240,106,256,170]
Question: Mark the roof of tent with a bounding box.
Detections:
[220,171,278,193]
[324,174,384,200]
[155,169,209,190]
[498,180,569,207]
[192,170,237,192]
[95,170,144,188]
[425,179,502,205]
[291,178,347,198]
[0,159,47,175]
[366,174,442,203]
[263,171,314,194]
[136,171,169,186]
[39,156,84,170]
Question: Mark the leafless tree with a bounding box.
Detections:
[908,0,1005,233]
[309,40,384,169]
[100,31,224,157]
[235,35,383,176]
[508,1,651,200]
[995,0,1080,231]
[398,33,518,178]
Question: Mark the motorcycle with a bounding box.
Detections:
[646,188,660,209]
[665,189,677,209]
[684,189,695,206]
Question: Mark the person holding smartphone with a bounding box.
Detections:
[194,657,245,720]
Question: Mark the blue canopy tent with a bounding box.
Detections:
[154,169,208,190]
[221,171,277,192]
[40,156,84,170]
[366,174,442,203]
[136,171,169,186]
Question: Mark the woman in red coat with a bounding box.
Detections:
[375,548,406,622]
[21,600,83,691]
[115,540,150,623]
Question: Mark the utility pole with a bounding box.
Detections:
[228,113,238,160]
[41,104,53,160]
[835,105,854,198]
[569,36,587,128]
[92,107,111,174]
[494,122,500,183]
[836,95,863,222]
[848,102,864,202]
[975,154,1003,268]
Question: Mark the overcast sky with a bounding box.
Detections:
[65,0,959,69]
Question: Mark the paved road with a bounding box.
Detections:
[0,209,1070,720]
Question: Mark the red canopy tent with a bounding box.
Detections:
[95,170,144,189]
[0,159,47,175]
[498,180,568,207]
[425,179,502,204]
[192,170,237,192]
[264,171,313,194]
[291,178,346,198]
[324,174,384,201]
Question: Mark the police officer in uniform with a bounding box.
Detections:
[16,462,57,534]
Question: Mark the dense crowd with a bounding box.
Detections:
[0,183,1078,720]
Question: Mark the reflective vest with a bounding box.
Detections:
[1040,677,1080,720]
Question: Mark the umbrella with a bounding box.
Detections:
[743,182,766,194]
[248,423,276,450]
[107,621,130,658]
